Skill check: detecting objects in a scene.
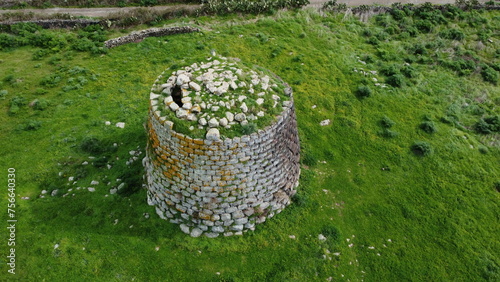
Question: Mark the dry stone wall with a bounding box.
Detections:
[143,59,300,238]
[104,26,200,48]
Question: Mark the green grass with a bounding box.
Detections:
[0,7,499,281]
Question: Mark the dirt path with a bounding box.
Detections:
[0,1,487,18]
[0,4,199,18]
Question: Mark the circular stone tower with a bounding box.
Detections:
[143,56,300,238]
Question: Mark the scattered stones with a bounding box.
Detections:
[88,187,95,192]
[240,102,248,113]
[149,57,291,134]
[320,119,331,126]
[234,113,246,122]
[115,122,126,128]
[318,234,327,241]
[208,118,219,128]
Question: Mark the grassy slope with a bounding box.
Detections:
[0,8,499,281]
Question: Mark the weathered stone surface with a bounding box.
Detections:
[234,113,246,122]
[180,224,190,234]
[208,118,219,128]
[190,228,203,237]
[206,128,220,140]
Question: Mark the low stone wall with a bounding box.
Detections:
[143,88,300,238]
[104,26,200,48]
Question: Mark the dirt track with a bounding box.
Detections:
[0,0,487,18]
[0,4,198,18]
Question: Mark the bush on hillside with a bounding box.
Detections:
[380,116,396,128]
[475,116,500,134]
[386,74,405,87]
[481,65,499,85]
[411,141,433,156]
[200,0,309,15]
[420,121,437,134]
[355,85,372,98]
[439,28,465,40]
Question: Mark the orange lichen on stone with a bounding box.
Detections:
[193,139,204,145]
[217,170,233,176]
[163,171,172,178]
[199,212,211,220]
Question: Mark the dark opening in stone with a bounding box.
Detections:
[171,85,183,107]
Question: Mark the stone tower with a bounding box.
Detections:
[143,56,300,237]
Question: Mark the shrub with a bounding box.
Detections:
[481,66,498,85]
[322,0,347,12]
[355,85,372,98]
[379,128,399,138]
[40,74,62,87]
[22,120,42,131]
[449,59,477,76]
[439,28,465,40]
[408,43,427,55]
[321,225,341,244]
[9,22,41,36]
[35,88,48,95]
[420,121,437,133]
[0,89,7,98]
[140,0,157,6]
[10,95,26,107]
[9,95,26,114]
[71,38,96,52]
[390,8,406,20]
[386,74,405,87]
[380,116,396,128]
[415,20,433,33]
[411,141,433,156]
[477,29,491,42]
[401,65,418,78]
[200,0,309,15]
[367,36,380,45]
[475,116,500,134]
[0,34,19,49]
[380,64,400,76]
[478,145,489,154]
[32,98,49,111]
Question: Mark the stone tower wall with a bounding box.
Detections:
[143,93,300,238]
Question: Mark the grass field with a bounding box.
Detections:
[0,5,499,281]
